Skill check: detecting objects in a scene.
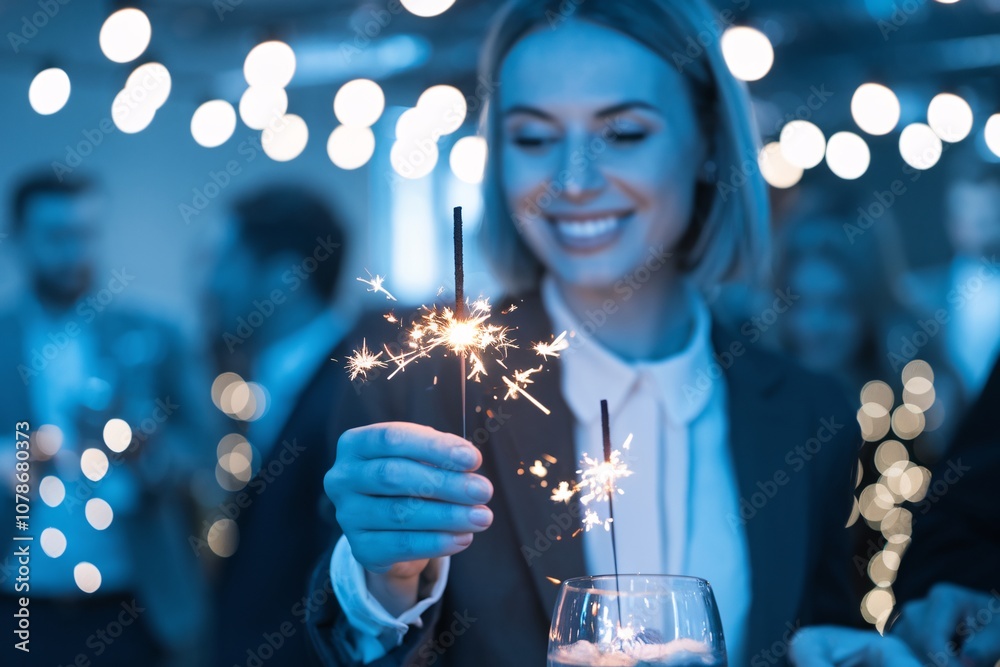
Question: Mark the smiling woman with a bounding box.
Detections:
[310,2,861,666]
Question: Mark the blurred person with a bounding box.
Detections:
[789,357,1000,667]
[207,186,357,666]
[775,216,964,458]
[0,172,209,665]
[899,163,1000,402]
[307,2,864,665]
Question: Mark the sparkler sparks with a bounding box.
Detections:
[357,270,397,301]
[534,330,569,359]
[344,339,387,381]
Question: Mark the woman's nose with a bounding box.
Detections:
[560,133,607,201]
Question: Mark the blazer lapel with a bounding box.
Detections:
[477,293,587,618]
[717,324,809,654]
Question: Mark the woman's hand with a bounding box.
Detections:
[325,422,494,615]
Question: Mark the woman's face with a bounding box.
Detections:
[499,19,705,291]
[784,257,865,374]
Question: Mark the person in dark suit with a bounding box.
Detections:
[305,1,863,665]
[0,172,210,665]
[790,360,1000,665]
[208,186,357,666]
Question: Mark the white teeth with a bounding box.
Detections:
[554,216,620,239]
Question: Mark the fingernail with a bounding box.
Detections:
[454,533,473,546]
[469,507,493,527]
[466,477,492,503]
[450,446,478,469]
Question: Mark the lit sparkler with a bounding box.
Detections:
[342,207,565,417]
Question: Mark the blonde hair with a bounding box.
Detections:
[478,0,771,295]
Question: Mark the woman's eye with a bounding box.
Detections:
[608,129,648,144]
[512,135,556,149]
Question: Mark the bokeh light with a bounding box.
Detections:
[244,40,296,88]
[239,86,288,131]
[780,120,826,169]
[851,83,900,136]
[449,136,488,184]
[111,87,157,134]
[825,131,871,180]
[391,138,439,179]
[927,93,973,142]
[416,85,466,137]
[857,402,890,442]
[327,125,376,170]
[103,418,132,453]
[400,0,457,17]
[28,68,71,115]
[39,476,65,507]
[125,62,171,110]
[35,424,64,458]
[899,123,943,170]
[986,114,1000,158]
[261,114,309,162]
[721,26,775,82]
[902,359,934,385]
[85,498,114,530]
[874,440,909,474]
[191,100,237,148]
[99,8,151,64]
[758,141,803,189]
[80,448,110,482]
[860,380,894,412]
[891,404,926,440]
[41,528,67,558]
[74,562,102,594]
[334,79,385,128]
[208,519,239,557]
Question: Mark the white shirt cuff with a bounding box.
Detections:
[330,534,450,664]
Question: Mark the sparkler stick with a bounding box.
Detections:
[454,206,467,440]
[601,399,624,624]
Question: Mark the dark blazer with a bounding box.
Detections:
[894,358,1000,604]
[214,338,367,667]
[306,292,862,666]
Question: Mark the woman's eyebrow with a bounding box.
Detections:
[503,105,557,121]
[595,101,662,118]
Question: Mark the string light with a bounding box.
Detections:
[400,0,457,17]
[334,79,385,128]
[191,100,237,148]
[899,123,943,170]
[28,68,70,115]
[721,26,774,82]
[243,40,296,88]
[927,93,973,143]
[825,131,871,180]
[327,125,376,170]
[758,142,803,189]
[851,84,900,136]
[449,136,488,184]
[99,8,151,63]
[780,120,826,169]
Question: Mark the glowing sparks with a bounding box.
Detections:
[551,434,634,531]
[344,339,387,381]
[357,270,397,301]
[551,481,575,503]
[382,298,515,381]
[529,460,548,478]
[534,330,569,359]
[502,367,551,415]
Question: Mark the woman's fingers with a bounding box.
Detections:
[338,496,493,533]
[340,422,481,471]
[351,530,477,572]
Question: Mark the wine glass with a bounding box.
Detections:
[548,574,727,666]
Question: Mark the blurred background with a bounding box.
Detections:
[1,0,998,664]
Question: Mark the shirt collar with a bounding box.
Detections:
[540,274,716,427]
